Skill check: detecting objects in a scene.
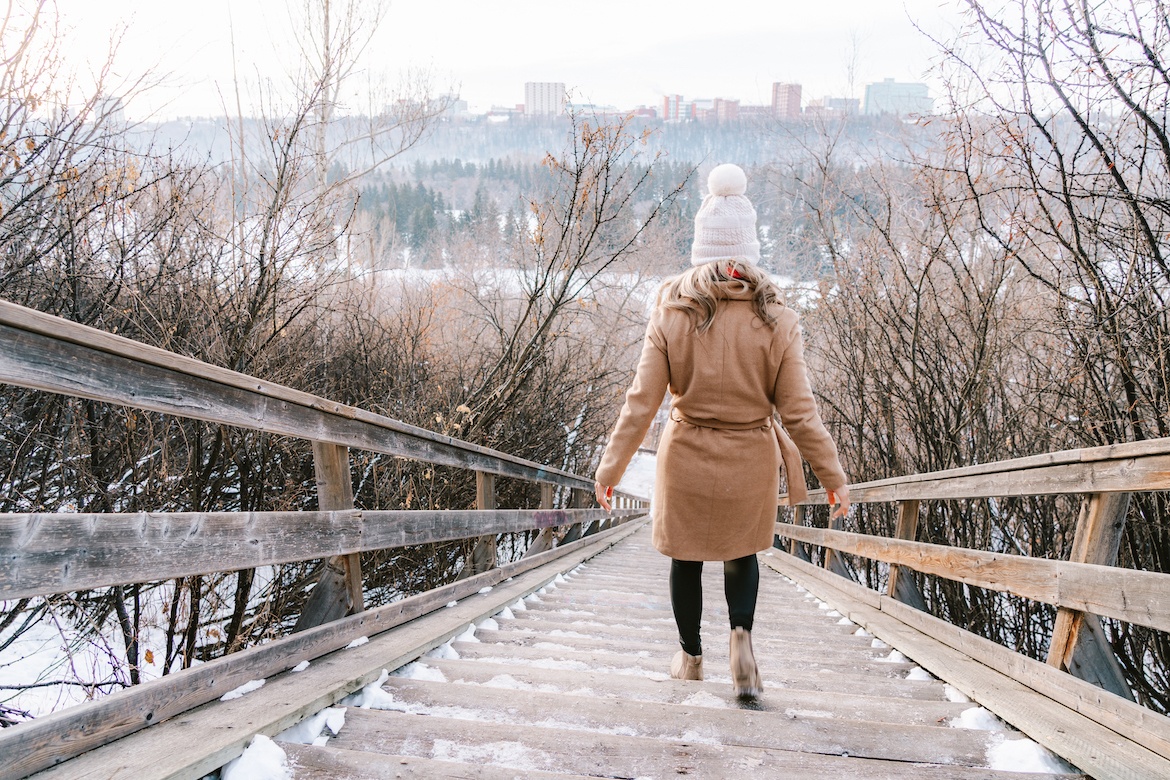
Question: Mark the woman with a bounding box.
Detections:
[593,163,850,699]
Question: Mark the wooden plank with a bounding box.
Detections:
[417,657,969,726]
[782,453,1170,504]
[295,442,363,632]
[0,507,645,600]
[0,316,596,490]
[320,709,1076,780]
[773,521,1170,634]
[1047,494,1134,700]
[1,520,648,780]
[823,512,852,578]
[457,472,498,580]
[284,744,604,780]
[777,435,1170,503]
[349,677,1003,768]
[763,551,1170,776]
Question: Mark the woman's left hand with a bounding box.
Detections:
[594,481,613,511]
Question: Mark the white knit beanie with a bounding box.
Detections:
[690,163,760,266]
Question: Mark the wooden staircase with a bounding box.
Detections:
[278,524,1081,779]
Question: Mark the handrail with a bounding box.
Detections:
[0,300,632,494]
[772,440,1170,772]
[780,437,1170,504]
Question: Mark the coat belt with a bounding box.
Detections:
[668,409,809,506]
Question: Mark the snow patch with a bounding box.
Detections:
[511,599,527,612]
[290,661,310,673]
[477,617,499,631]
[870,639,889,649]
[879,650,907,663]
[221,735,290,780]
[431,739,548,772]
[951,706,1004,731]
[854,628,871,637]
[456,624,480,643]
[826,610,841,617]
[944,684,972,703]
[426,642,461,660]
[836,617,855,625]
[987,737,1074,773]
[220,679,265,701]
[496,607,515,620]
[392,662,447,683]
[905,667,934,681]
[446,600,459,608]
[345,636,369,649]
[681,691,727,708]
[276,707,347,744]
[478,586,493,594]
[339,669,393,709]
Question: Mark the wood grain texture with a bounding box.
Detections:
[0,314,612,493]
[456,472,498,581]
[774,521,1170,633]
[763,551,1170,775]
[3,519,647,780]
[16,520,647,780]
[0,508,644,600]
[295,443,363,632]
[1047,493,1133,700]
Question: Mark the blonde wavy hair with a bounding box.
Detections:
[658,260,784,334]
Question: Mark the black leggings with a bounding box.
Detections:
[669,555,759,657]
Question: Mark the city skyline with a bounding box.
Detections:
[54,0,967,120]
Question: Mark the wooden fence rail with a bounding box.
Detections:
[0,298,649,777]
[773,438,1170,771]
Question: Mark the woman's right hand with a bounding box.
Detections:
[828,486,851,520]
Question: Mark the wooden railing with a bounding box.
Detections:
[0,300,648,778]
[773,439,1170,772]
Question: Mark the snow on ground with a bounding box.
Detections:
[392,662,447,683]
[905,667,934,681]
[988,738,1076,774]
[276,706,346,745]
[220,679,265,701]
[290,660,310,672]
[345,636,369,649]
[221,735,290,780]
[944,684,971,703]
[951,707,1005,730]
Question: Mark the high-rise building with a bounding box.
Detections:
[862,79,933,116]
[771,83,801,120]
[714,98,739,122]
[662,94,691,122]
[524,82,566,117]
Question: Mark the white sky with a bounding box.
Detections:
[53,0,969,119]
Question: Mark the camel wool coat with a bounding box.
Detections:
[595,282,847,562]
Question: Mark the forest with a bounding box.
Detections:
[1,0,1168,725]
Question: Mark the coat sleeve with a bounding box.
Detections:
[771,313,848,492]
[595,309,670,487]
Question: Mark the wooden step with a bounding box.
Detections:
[284,743,600,779]
[303,708,1078,779]
[414,657,972,726]
[465,627,913,673]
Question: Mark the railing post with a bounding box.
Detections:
[560,488,589,544]
[522,482,558,558]
[823,506,851,579]
[1046,492,1134,699]
[790,505,810,562]
[294,442,363,631]
[458,471,499,579]
[886,500,928,611]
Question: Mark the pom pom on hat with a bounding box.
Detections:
[690,163,760,266]
[706,163,747,196]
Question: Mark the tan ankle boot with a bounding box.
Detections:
[730,627,762,698]
[670,649,703,681]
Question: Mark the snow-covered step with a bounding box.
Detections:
[315,700,1071,779]
[417,657,976,727]
[463,628,916,674]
